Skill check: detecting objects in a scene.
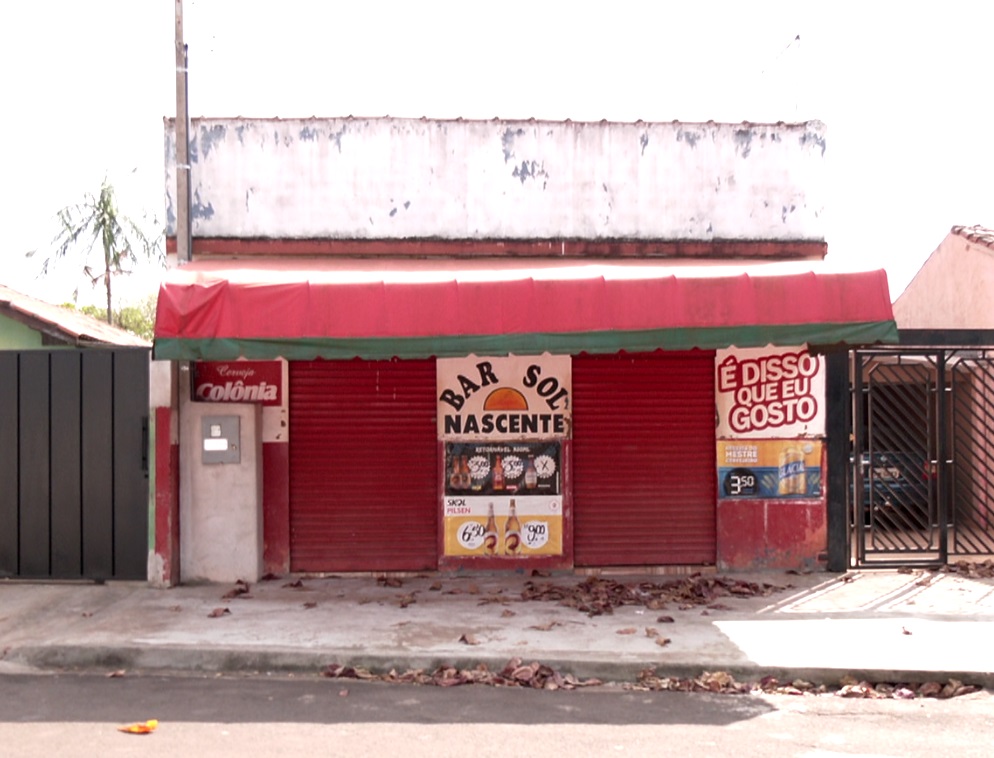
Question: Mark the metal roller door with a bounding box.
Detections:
[572,351,717,566]
[289,359,438,572]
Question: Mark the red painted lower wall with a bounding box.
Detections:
[716,499,827,571]
[242,437,829,576]
[154,406,180,586]
[262,441,290,575]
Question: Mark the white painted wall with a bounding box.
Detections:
[262,359,288,444]
[893,231,994,328]
[149,358,174,411]
[178,366,263,583]
[164,118,826,242]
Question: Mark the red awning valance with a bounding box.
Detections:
[154,258,897,360]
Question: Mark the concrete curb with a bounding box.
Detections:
[9,643,994,690]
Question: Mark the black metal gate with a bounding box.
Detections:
[852,347,994,566]
[0,349,149,580]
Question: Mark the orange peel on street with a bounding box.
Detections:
[117,719,158,735]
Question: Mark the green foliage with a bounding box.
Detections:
[28,177,164,325]
[78,293,157,341]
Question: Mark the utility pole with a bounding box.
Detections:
[175,0,192,264]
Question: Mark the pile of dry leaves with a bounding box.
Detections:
[322,659,981,699]
[633,668,980,699]
[323,657,602,690]
[942,560,994,579]
[519,574,786,616]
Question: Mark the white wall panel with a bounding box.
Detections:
[164,118,827,241]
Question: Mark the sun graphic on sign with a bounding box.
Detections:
[483,388,529,411]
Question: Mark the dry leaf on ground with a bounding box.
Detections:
[528,620,563,632]
[222,580,250,599]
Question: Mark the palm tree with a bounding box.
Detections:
[28,177,163,325]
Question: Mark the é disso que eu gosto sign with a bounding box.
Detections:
[715,346,825,438]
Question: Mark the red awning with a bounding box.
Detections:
[154,258,897,360]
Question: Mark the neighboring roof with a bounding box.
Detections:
[0,284,150,347]
[893,224,994,330]
[952,225,994,250]
[153,258,897,361]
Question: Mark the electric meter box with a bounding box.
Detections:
[201,415,241,464]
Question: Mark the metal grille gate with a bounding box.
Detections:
[852,347,994,566]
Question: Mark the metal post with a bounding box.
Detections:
[175,0,191,264]
[825,350,853,572]
[937,350,949,563]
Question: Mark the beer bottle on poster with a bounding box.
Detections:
[483,503,499,556]
[448,454,462,491]
[458,455,472,490]
[524,455,538,490]
[504,498,521,555]
[492,455,505,491]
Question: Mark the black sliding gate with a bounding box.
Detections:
[0,349,149,580]
[852,347,994,566]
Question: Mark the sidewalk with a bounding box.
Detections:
[2,567,994,688]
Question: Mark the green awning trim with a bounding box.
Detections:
[153,320,898,361]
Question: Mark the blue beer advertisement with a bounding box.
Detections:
[717,439,822,499]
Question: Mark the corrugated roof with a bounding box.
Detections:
[0,284,150,347]
[952,225,994,250]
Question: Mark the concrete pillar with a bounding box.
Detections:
[178,368,264,583]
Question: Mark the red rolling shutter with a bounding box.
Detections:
[572,351,716,566]
[289,359,438,572]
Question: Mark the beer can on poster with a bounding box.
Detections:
[777,446,806,495]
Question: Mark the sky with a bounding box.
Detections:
[2,1,992,307]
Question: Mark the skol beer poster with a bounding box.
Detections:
[717,439,823,499]
[443,441,562,557]
[437,355,569,559]
[715,346,825,439]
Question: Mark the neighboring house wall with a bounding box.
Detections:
[164,118,828,244]
[0,314,48,349]
[0,285,151,349]
[894,227,994,328]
